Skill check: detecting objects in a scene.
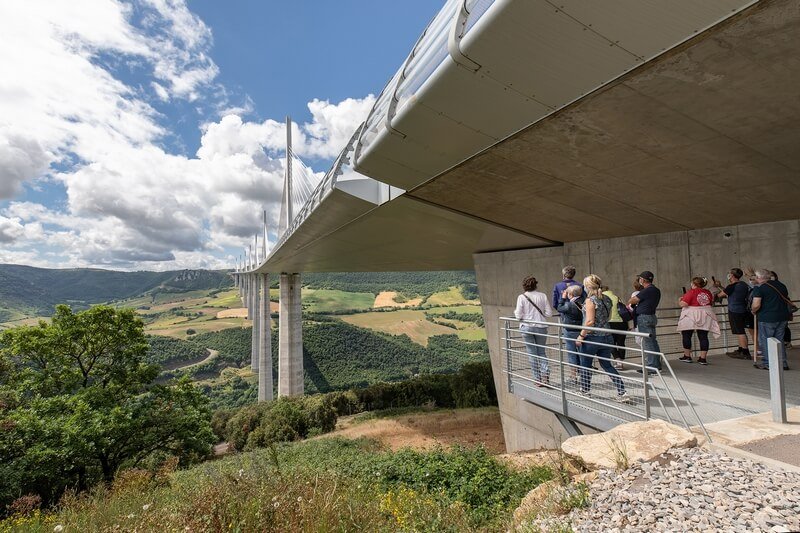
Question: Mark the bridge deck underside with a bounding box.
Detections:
[409,0,800,244]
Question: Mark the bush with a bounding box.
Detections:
[215,361,497,449]
[223,396,339,450]
[186,328,196,335]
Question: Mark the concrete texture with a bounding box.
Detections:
[257,273,273,402]
[250,273,260,372]
[705,407,800,447]
[278,273,303,397]
[412,0,800,243]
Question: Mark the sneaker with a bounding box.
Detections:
[726,348,742,356]
[636,369,658,375]
[754,363,768,370]
[613,361,624,370]
[678,355,693,363]
[727,350,750,360]
[576,390,591,398]
[698,358,709,366]
[784,365,790,371]
[615,392,632,403]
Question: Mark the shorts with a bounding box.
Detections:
[729,311,754,334]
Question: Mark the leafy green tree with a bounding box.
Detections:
[0,305,215,509]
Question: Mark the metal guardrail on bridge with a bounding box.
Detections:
[500,317,709,440]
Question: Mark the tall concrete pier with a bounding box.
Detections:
[278,272,303,396]
[250,273,259,371]
[257,272,273,401]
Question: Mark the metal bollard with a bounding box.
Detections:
[767,337,787,423]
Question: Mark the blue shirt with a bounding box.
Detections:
[634,285,661,316]
[552,279,583,308]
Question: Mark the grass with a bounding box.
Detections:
[301,288,375,313]
[426,287,479,306]
[339,309,459,346]
[4,438,553,532]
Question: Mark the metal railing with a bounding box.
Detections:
[500,316,709,440]
[636,301,799,358]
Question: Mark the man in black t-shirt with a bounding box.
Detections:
[628,271,662,372]
[713,268,753,359]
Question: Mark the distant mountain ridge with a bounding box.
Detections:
[0,264,233,321]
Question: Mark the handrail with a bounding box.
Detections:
[500,315,710,441]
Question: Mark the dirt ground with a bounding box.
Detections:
[323,407,507,453]
[736,433,800,467]
[216,303,278,318]
[373,291,423,308]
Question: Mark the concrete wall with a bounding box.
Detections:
[475,218,800,452]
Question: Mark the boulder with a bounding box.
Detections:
[561,419,697,470]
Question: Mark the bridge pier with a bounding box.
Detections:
[250,273,259,371]
[258,272,273,401]
[278,272,303,396]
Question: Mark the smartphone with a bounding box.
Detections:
[682,286,687,294]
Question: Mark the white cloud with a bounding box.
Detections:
[0,0,374,270]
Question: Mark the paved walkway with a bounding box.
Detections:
[648,346,800,427]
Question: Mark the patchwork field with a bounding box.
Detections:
[301,288,375,313]
[373,291,424,308]
[339,308,486,345]
[426,287,480,306]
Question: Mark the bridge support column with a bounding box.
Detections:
[278,272,303,396]
[258,273,273,401]
[250,274,259,371]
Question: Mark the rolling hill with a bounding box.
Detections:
[0,264,233,321]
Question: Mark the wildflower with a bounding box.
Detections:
[237,469,244,478]
[142,503,151,511]
[54,526,64,533]
[127,514,135,519]
[297,496,302,502]
[273,502,279,509]
[271,496,278,502]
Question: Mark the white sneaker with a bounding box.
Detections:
[615,392,632,404]
[613,361,624,370]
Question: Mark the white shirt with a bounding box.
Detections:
[514,290,553,323]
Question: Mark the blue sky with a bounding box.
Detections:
[0,0,441,270]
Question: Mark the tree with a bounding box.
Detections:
[0,305,215,509]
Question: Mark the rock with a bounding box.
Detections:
[561,420,697,471]
[572,471,598,484]
[512,480,558,524]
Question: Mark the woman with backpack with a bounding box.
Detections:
[576,275,630,402]
[602,285,631,369]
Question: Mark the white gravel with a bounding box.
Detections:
[530,447,800,532]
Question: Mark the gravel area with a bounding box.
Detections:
[529,447,800,532]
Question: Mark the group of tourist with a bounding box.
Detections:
[715,268,793,371]
[513,264,794,400]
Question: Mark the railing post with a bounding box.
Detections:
[720,306,729,353]
[557,316,567,416]
[640,342,651,420]
[505,319,513,394]
[767,337,787,423]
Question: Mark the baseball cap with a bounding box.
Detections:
[637,271,654,282]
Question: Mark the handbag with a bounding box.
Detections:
[617,302,633,323]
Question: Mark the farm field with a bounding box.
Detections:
[302,288,375,313]
[373,291,424,308]
[339,307,486,345]
[426,286,480,306]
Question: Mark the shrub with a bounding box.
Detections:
[186,329,196,335]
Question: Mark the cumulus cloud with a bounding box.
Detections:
[0,0,374,270]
